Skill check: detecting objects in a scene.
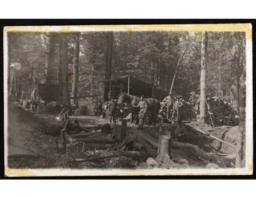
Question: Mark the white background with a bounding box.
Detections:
[0,0,255,18]
[1,0,255,196]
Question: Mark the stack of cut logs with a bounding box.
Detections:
[56,118,236,168]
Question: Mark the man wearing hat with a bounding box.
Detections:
[133,95,147,129]
[166,91,174,119]
[189,92,196,106]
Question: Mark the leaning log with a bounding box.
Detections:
[185,123,236,148]
[74,136,117,144]
[138,132,158,147]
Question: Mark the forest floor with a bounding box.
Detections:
[7,103,235,170]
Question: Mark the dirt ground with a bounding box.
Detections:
[7,103,235,170]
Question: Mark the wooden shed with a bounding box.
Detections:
[101,75,168,101]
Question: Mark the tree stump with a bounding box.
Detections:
[156,134,171,162]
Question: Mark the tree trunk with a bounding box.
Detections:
[46,34,56,83]
[9,67,14,95]
[8,33,12,91]
[217,53,222,97]
[60,35,70,105]
[104,32,113,101]
[169,42,191,93]
[71,33,80,105]
[200,32,207,124]
[58,39,63,104]
[236,60,246,168]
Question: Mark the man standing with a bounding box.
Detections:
[171,95,182,120]
[133,95,147,129]
[165,91,174,119]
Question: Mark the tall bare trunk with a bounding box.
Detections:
[60,35,70,105]
[71,33,80,105]
[8,33,12,91]
[104,32,113,101]
[217,53,222,97]
[169,42,191,93]
[236,33,246,168]
[200,32,207,124]
[46,34,56,83]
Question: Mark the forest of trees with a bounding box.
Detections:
[7,30,246,168]
[8,31,245,107]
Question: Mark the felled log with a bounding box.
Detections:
[118,151,151,160]
[138,130,234,161]
[74,136,117,144]
[132,142,147,152]
[109,134,135,151]
[170,141,219,161]
[67,154,119,163]
[69,130,101,138]
[77,123,101,129]
[80,144,113,151]
[138,131,158,147]
[87,133,101,138]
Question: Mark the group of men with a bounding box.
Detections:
[113,89,198,128]
[164,91,186,120]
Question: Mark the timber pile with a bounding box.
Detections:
[60,119,237,169]
[8,103,236,169]
[184,122,237,154]
[206,97,239,127]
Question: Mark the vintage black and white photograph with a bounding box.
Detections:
[4,24,253,176]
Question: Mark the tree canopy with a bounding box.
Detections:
[8,31,245,105]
